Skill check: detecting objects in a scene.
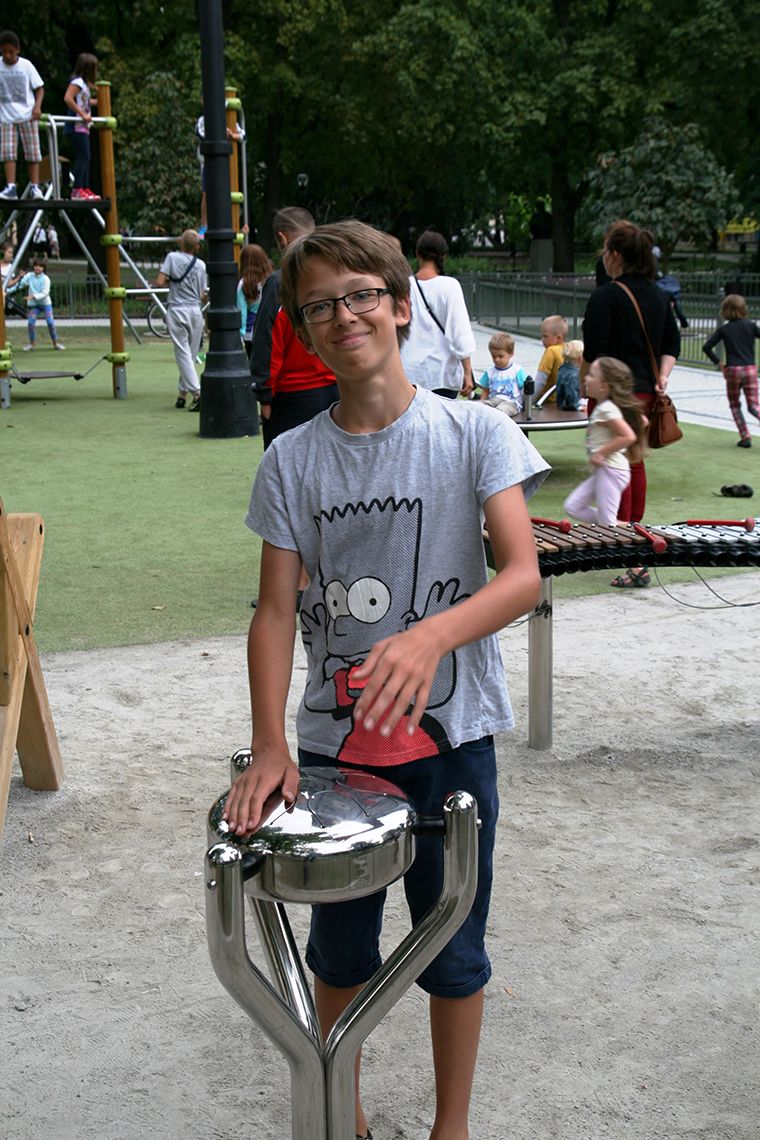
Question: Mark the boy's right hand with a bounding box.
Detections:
[222,748,301,836]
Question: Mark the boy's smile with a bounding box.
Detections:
[297,259,409,379]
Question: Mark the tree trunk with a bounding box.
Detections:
[550,165,576,272]
[258,110,283,254]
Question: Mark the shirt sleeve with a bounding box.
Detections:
[28,62,44,90]
[236,281,246,335]
[592,400,620,424]
[443,279,476,358]
[474,405,551,504]
[249,273,280,394]
[702,327,723,365]
[245,445,300,551]
[269,308,293,396]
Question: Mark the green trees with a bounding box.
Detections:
[7,1,756,262]
[586,119,741,269]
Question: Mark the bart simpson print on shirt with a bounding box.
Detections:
[300,496,469,765]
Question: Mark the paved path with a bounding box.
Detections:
[472,322,760,439]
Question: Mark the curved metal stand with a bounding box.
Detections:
[205,790,479,1140]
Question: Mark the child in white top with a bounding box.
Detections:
[563,356,645,526]
[63,53,99,199]
[0,31,45,200]
[478,331,526,413]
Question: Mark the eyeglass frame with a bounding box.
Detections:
[299,287,392,325]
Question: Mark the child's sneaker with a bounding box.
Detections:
[23,343,35,351]
[54,342,65,351]
[28,184,44,199]
[188,397,201,412]
[175,395,186,408]
[83,189,101,199]
[71,188,86,200]
[0,183,18,200]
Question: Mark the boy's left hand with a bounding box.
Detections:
[351,622,445,738]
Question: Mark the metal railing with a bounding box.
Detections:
[7,266,760,363]
[458,271,760,366]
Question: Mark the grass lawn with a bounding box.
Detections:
[1,330,756,653]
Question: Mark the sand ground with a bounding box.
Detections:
[2,572,759,1140]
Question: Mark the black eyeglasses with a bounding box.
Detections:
[299,288,391,325]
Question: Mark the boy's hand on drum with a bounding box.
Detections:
[351,623,445,739]
[222,747,300,835]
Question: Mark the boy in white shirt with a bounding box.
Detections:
[0,31,45,200]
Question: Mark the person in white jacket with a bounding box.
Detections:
[400,229,475,398]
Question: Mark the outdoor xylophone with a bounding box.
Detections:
[528,516,759,577]
[484,516,759,751]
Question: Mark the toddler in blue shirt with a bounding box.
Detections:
[478,331,526,414]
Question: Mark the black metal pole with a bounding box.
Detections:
[197,0,258,438]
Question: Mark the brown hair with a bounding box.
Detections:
[272,207,315,240]
[415,230,448,275]
[603,220,656,280]
[72,53,98,85]
[280,219,411,344]
[239,243,273,303]
[721,293,748,321]
[489,332,514,355]
[595,355,648,459]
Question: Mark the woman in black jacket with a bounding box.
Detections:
[583,220,680,587]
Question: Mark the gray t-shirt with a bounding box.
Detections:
[159,251,207,310]
[246,386,550,767]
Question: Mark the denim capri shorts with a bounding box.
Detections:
[299,735,499,999]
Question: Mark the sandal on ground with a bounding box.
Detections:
[610,569,651,589]
[720,483,753,498]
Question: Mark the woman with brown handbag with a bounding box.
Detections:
[582,220,681,588]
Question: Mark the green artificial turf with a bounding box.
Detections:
[1,332,263,652]
[1,332,757,653]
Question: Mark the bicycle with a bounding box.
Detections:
[146,298,210,339]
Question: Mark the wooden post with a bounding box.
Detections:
[96,81,128,399]
[0,500,63,832]
[226,86,242,266]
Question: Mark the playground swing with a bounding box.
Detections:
[1,84,249,409]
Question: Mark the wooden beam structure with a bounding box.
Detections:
[0,499,63,832]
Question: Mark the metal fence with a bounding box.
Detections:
[458,271,760,366]
[8,266,760,364]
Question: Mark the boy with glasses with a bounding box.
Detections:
[224,220,549,1140]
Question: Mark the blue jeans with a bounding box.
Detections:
[299,736,498,997]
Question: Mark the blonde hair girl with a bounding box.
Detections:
[564,356,647,539]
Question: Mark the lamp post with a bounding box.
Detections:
[197,0,258,438]
[296,173,309,209]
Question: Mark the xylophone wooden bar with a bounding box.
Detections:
[484,519,760,750]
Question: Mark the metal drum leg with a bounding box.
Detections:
[528,577,553,750]
[205,844,326,1140]
[324,791,479,1139]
